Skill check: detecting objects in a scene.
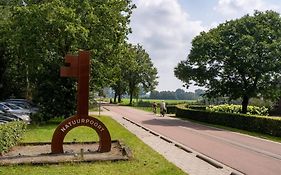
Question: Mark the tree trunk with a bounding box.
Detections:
[118,93,121,103]
[114,92,117,103]
[242,95,249,114]
[129,91,133,106]
[25,65,31,99]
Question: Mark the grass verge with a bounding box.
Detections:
[0,115,186,175]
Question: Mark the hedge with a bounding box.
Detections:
[134,100,152,107]
[187,105,207,111]
[167,105,177,114]
[0,121,27,154]
[207,104,269,116]
[176,105,281,137]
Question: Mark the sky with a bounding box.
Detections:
[128,0,281,92]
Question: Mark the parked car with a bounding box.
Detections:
[0,109,31,123]
[0,119,9,124]
[0,102,31,114]
[5,99,39,114]
[0,103,31,123]
[0,113,18,122]
[0,109,22,124]
[0,110,21,120]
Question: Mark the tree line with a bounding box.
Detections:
[148,89,205,100]
[0,0,158,120]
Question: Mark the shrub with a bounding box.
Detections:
[187,105,207,111]
[134,100,153,107]
[33,66,76,121]
[89,99,99,109]
[30,112,45,125]
[176,105,281,137]
[206,104,269,116]
[0,121,27,154]
[167,105,177,114]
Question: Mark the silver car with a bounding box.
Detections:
[5,99,39,114]
[0,102,31,123]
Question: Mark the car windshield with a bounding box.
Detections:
[6,99,36,108]
[3,103,21,110]
[12,102,29,109]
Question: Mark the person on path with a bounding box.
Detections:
[160,100,166,117]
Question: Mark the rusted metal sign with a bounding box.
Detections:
[51,51,111,154]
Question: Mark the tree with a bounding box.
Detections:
[1,0,135,119]
[0,7,10,99]
[175,11,281,113]
[175,89,187,100]
[195,89,205,99]
[124,44,158,105]
[111,79,128,103]
[6,1,90,117]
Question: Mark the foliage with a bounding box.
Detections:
[0,5,25,99]
[187,105,207,111]
[175,11,281,113]
[176,105,281,137]
[33,63,76,120]
[149,88,205,100]
[132,99,152,107]
[0,121,27,154]
[206,104,269,116]
[110,44,130,103]
[122,44,158,105]
[30,111,47,125]
[120,98,194,106]
[0,0,135,120]
[270,99,281,116]
[166,105,177,114]
[109,43,158,104]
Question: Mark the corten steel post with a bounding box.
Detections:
[51,51,111,154]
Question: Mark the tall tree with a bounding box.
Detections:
[1,0,135,119]
[124,44,158,105]
[6,1,89,118]
[175,11,281,113]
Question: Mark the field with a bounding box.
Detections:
[120,98,196,105]
[0,116,186,175]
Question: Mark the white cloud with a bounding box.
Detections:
[214,0,280,18]
[129,0,205,91]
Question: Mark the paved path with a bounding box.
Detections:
[97,105,281,175]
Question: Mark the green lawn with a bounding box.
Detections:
[0,116,186,175]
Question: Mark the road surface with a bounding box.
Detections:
[103,105,281,175]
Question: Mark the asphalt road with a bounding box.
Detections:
[104,105,281,175]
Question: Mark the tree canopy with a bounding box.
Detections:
[111,44,158,105]
[1,0,158,119]
[175,11,281,113]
